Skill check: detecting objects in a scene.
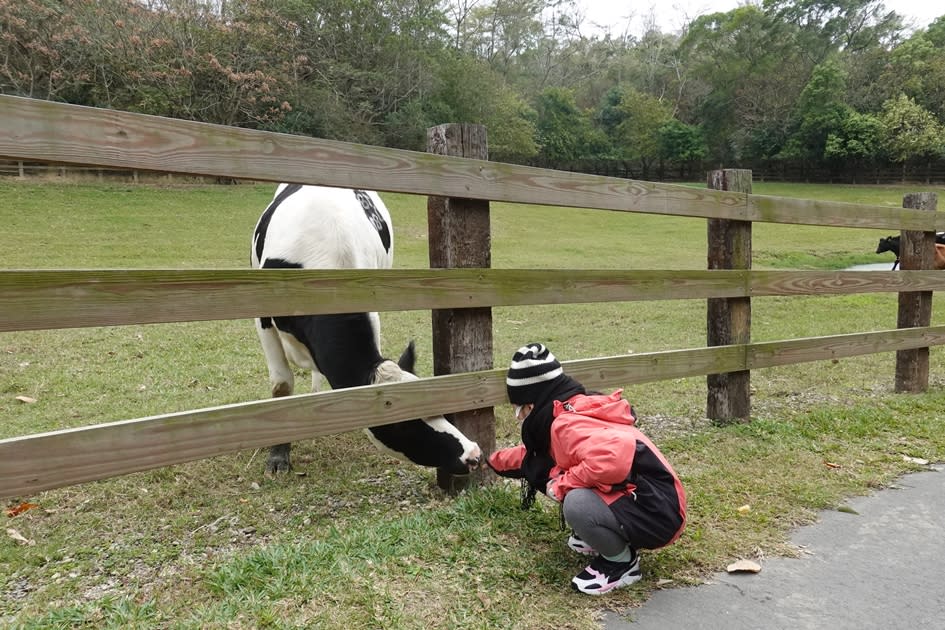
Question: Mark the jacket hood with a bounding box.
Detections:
[554,389,635,426]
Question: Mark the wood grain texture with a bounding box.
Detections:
[1,95,941,230]
[707,169,753,421]
[4,325,944,498]
[427,123,495,490]
[896,192,939,392]
[4,269,945,332]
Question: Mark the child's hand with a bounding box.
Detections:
[545,478,561,502]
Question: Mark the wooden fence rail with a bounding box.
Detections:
[0,95,942,231]
[3,269,945,333]
[4,324,945,498]
[0,94,940,498]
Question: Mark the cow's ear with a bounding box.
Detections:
[397,340,417,374]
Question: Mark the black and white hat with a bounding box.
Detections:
[506,343,564,404]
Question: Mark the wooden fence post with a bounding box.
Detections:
[895,192,939,392]
[707,169,752,423]
[426,123,495,492]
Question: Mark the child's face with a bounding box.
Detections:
[514,403,535,422]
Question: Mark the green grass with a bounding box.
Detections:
[2,178,945,628]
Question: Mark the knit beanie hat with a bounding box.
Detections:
[506,343,564,405]
[505,342,586,509]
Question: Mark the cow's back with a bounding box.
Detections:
[253,185,393,271]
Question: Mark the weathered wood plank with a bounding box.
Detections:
[0,346,740,498]
[707,169,752,422]
[4,325,944,499]
[748,326,945,368]
[748,195,941,231]
[3,268,945,333]
[896,192,939,392]
[0,95,940,231]
[427,122,494,491]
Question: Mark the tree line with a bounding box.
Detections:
[2,0,944,182]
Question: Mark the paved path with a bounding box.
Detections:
[603,465,945,629]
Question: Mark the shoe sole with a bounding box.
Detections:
[567,542,596,555]
[572,570,642,595]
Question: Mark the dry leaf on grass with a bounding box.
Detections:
[726,559,762,574]
[736,504,751,514]
[14,395,37,404]
[6,528,35,546]
[5,502,39,518]
[902,455,929,466]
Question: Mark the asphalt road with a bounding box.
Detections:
[603,465,945,629]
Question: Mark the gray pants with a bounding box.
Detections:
[562,488,629,557]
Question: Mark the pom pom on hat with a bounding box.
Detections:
[506,343,564,404]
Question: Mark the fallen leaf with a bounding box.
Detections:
[837,505,859,515]
[824,461,841,469]
[736,504,751,514]
[477,592,492,609]
[14,396,36,404]
[726,559,762,574]
[5,502,39,518]
[656,579,674,587]
[6,528,34,546]
[902,455,929,466]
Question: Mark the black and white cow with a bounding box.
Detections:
[251,184,481,475]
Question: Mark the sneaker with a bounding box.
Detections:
[567,531,596,555]
[571,552,642,595]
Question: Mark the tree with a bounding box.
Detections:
[428,53,538,161]
[657,119,708,178]
[462,0,545,75]
[781,57,850,167]
[533,86,593,164]
[880,94,945,181]
[0,0,94,101]
[612,87,671,179]
[873,33,945,122]
[927,16,945,48]
[763,0,905,64]
[256,0,450,145]
[679,6,805,165]
[823,109,884,181]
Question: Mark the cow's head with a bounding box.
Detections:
[366,342,482,475]
[876,235,899,256]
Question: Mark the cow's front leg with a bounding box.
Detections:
[257,318,295,475]
[267,443,292,475]
[265,378,293,474]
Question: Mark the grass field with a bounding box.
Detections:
[2,178,945,629]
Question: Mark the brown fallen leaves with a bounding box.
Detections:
[5,502,39,517]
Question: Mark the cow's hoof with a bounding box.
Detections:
[265,459,292,476]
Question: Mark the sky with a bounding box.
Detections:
[576,0,943,37]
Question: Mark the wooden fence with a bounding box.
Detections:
[0,94,942,500]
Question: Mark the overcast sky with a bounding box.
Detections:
[575,0,943,36]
